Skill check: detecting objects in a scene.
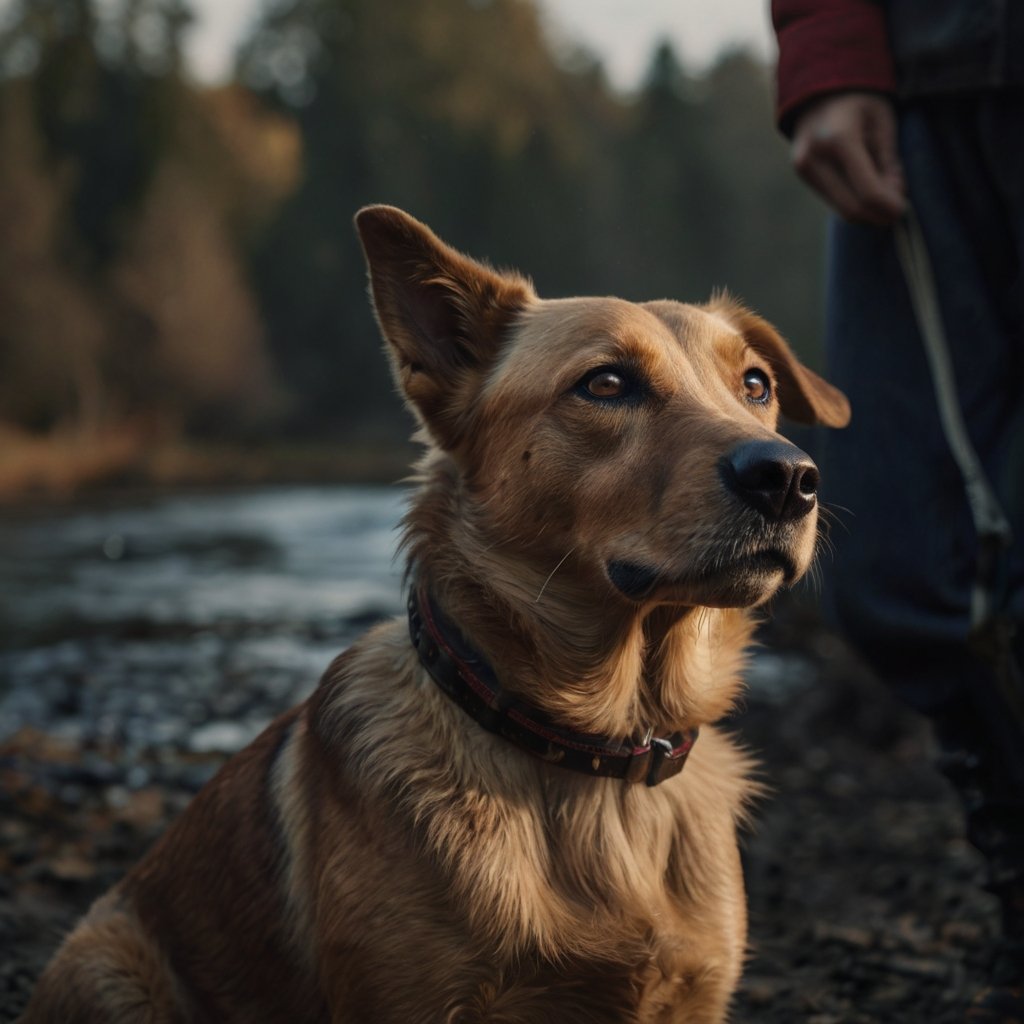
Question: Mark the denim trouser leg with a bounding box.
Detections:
[822,98,1024,808]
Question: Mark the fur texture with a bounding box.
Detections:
[21,207,849,1024]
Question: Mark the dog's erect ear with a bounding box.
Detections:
[355,205,535,447]
[710,297,851,427]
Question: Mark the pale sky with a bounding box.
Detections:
[185,0,775,91]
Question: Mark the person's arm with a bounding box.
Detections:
[772,0,906,226]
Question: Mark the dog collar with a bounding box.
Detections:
[407,585,697,786]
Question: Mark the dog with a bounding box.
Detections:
[21,206,849,1023]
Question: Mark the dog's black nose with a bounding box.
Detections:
[720,440,819,521]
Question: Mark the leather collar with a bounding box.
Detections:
[407,584,697,786]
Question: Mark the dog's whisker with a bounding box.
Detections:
[823,500,854,517]
[820,501,854,528]
[534,547,577,604]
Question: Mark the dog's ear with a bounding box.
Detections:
[355,205,535,448]
[710,297,851,427]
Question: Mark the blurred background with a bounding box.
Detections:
[0,0,826,495]
[0,5,1004,1019]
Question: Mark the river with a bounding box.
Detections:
[0,486,406,760]
[0,484,808,763]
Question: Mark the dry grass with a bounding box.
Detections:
[0,422,413,499]
[0,424,146,500]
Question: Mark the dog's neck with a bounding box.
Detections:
[403,466,751,739]
[408,585,698,785]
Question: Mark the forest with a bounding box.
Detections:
[0,0,827,493]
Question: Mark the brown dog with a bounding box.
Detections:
[21,207,849,1023]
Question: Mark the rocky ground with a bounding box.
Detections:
[733,617,997,1023]
[0,605,1000,1022]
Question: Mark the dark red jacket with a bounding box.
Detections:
[773,0,1024,133]
[772,0,897,132]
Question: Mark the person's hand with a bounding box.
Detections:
[790,92,906,226]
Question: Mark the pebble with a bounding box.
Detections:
[187,720,263,754]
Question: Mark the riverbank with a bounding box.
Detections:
[0,424,414,499]
[733,616,997,1022]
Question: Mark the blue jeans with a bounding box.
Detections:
[823,96,1024,815]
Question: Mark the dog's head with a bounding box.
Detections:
[356,205,848,612]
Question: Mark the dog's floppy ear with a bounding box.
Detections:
[710,297,851,427]
[355,205,535,448]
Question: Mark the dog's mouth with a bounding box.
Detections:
[607,548,798,604]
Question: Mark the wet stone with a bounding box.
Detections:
[187,721,262,754]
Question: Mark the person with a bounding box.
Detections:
[771,0,1024,1015]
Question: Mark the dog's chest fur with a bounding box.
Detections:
[293,626,750,1023]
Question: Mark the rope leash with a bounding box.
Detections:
[893,207,1022,725]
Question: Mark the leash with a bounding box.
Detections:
[893,207,1023,725]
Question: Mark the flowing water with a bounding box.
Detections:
[0,484,808,768]
[0,487,407,763]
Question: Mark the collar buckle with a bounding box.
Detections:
[645,734,696,787]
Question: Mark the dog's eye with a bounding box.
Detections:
[742,369,772,405]
[579,368,630,400]
[588,372,626,398]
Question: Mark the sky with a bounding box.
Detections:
[184,0,775,92]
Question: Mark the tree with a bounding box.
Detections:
[0,0,286,440]
[236,0,614,438]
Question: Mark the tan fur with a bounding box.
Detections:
[21,207,849,1023]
